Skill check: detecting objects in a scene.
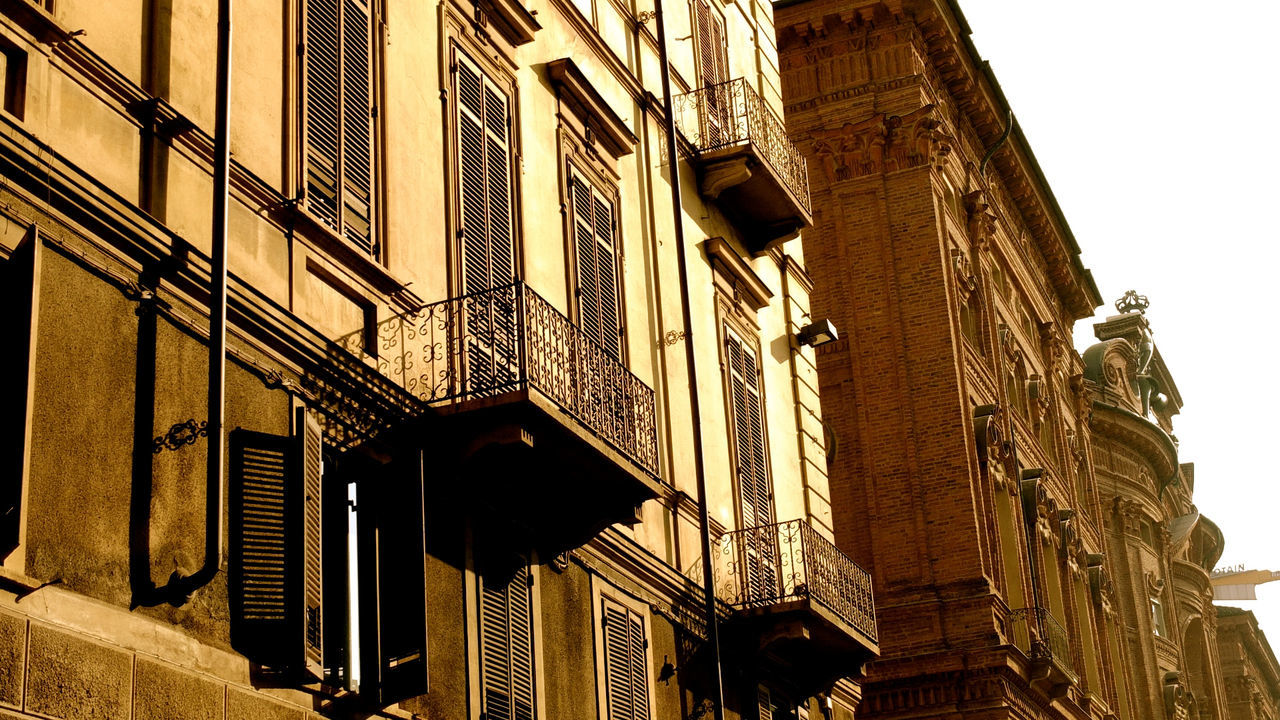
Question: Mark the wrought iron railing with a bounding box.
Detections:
[335,282,659,476]
[672,77,811,216]
[714,519,877,644]
[1008,607,1078,684]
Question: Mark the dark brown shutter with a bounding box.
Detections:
[592,189,620,359]
[230,428,300,670]
[602,599,650,720]
[358,448,429,704]
[0,228,40,557]
[303,0,342,231]
[480,557,534,720]
[694,0,728,144]
[572,172,600,346]
[341,0,373,252]
[726,333,771,528]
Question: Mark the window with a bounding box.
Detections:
[302,0,376,254]
[479,555,535,720]
[600,598,650,720]
[724,329,772,529]
[692,0,728,143]
[0,36,27,120]
[453,46,516,295]
[0,227,38,560]
[1151,595,1167,637]
[569,167,621,358]
[228,409,428,703]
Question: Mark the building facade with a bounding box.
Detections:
[0,0,877,718]
[1084,302,1228,720]
[1216,607,1280,720]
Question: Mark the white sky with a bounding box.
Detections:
[956,1,1280,640]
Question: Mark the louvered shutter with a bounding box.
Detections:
[355,449,429,703]
[694,0,729,145]
[456,50,515,294]
[341,0,374,252]
[303,0,374,254]
[573,173,600,347]
[298,409,325,678]
[230,429,299,670]
[756,686,773,720]
[480,558,535,720]
[602,599,650,720]
[0,229,40,557]
[303,0,341,231]
[725,334,772,528]
[592,189,621,360]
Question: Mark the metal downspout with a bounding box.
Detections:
[652,2,726,718]
[179,0,231,593]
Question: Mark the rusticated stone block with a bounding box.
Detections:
[26,624,131,720]
[0,610,25,707]
[226,688,303,720]
[134,658,222,720]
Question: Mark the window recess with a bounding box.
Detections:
[600,598,650,720]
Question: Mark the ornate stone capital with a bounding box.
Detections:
[811,104,953,183]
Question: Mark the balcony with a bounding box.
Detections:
[673,78,812,252]
[713,520,878,694]
[1009,607,1078,698]
[336,282,662,549]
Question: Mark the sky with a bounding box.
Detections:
[954,1,1280,639]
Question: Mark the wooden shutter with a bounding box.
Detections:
[694,0,729,144]
[229,428,300,670]
[298,409,325,678]
[341,0,374,252]
[571,171,622,359]
[756,686,773,720]
[303,0,374,254]
[455,49,515,294]
[602,599,650,720]
[725,333,771,528]
[480,557,535,720]
[303,0,342,231]
[356,449,429,703]
[0,229,40,557]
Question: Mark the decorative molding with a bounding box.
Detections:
[963,189,997,249]
[703,237,774,312]
[547,58,638,158]
[809,104,953,183]
[474,0,541,46]
[973,403,1003,467]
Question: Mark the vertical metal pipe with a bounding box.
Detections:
[652,2,725,718]
[203,0,232,583]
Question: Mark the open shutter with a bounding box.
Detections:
[480,557,534,720]
[357,449,429,704]
[303,0,342,231]
[298,409,325,679]
[0,228,40,557]
[483,77,514,289]
[341,0,374,252]
[756,686,773,720]
[230,429,300,670]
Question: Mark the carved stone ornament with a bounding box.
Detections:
[963,190,997,248]
[1040,321,1067,374]
[1020,474,1056,546]
[811,104,954,183]
[952,249,978,302]
[1112,496,1142,535]
[999,325,1021,363]
[1145,571,1166,597]
[1116,290,1150,315]
[1089,564,1115,616]
[973,403,1004,467]
[1163,672,1193,720]
[1068,373,1090,424]
[1027,374,1050,424]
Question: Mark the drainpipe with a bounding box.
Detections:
[653,2,726,718]
[178,0,231,594]
[979,109,1012,179]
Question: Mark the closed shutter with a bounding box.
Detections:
[455,49,515,294]
[302,0,375,254]
[571,170,622,358]
[0,229,39,557]
[455,49,517,396]
[602,599,650,720]
[229,428,300,670]
[481,558,535,720]
[725,333,771,528]
[355,449,429,704]
[693,0,729,145]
